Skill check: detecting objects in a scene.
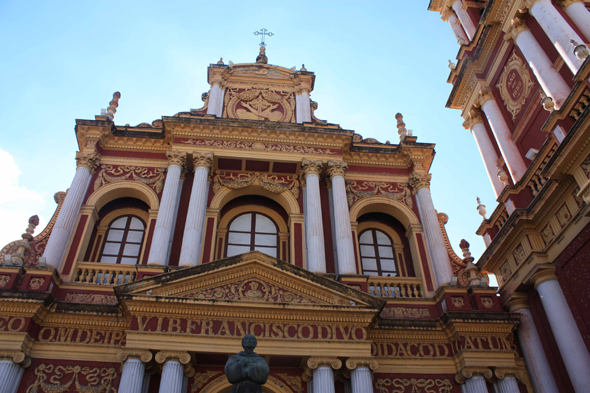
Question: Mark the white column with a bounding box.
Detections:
[148,151,186,265]
[510,19,571,109]
[307,380,314,393]
[350,367,373,393]
[534,274,590,392]
[179,152,213,267]
[141,373,151,393]
[206,84,225,117]
[528,0,586,74]
[42,151,98,269]
[296,92,312,123]
[442,8,468,44]
[8,367,23,393]
[562,1,590,44]
[410,173,453,287]
[465,113,504,197]
[506,296,559,393]
[479,89,527,183]
[327,161,356,274]
[463,376,487,393]
[312,367,335,393]
[451,0,476,40]
[119,359,146,393]
[0,361,21,393]
[302,159,327,273]
[495,377,520,393]
[159,360,184,393]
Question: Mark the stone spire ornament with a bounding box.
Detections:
[571,39,589,60]
[396,113,407,140]
[253,28,273,64]
[476,197,487,219]
[5,215,39,266]
[100,92,121,120]
[460,239,481,286]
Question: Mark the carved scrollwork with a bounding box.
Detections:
[275,373,303,392]
[191,371,221,392]
[155,351,191,365]
[409,172,431,194]
[301,159,323,177]
[117,349,153,363]
[345,358,378,371]
[75,151,100,173]
[326,161,348,179]
[346,180,413,209]
[375,378,453,393]
[224,87,295,122]
[307,357,342,370]
[0,350,27,365]
[167,150,187,168]
[94,164,166,194]
[26,363,118,393]
[496,52,534,119]
[455,367,493,384]
[193,152,214,171]
[212,171,300,199]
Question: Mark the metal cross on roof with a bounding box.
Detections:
[253,28,274,47]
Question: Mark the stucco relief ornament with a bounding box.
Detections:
[346,180,413,209]
[375,378,453,393]
[75,151,100,173]
[408,173,431,194]
[224,87,295,122]
[93,165,165,194]
[26,364,118,393]
[496,52,534,119]
[213,171,300,199]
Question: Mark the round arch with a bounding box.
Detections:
[349,197,419,228]
[210,185,300,215]
[86,182,160,211]
[202,375,292,393]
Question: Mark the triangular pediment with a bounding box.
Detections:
[115,252,384,311]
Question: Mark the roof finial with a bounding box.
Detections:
[476,197,487,219]
[100,92,121,121]
[256,46,268,64]
[253,28,273,64]
[396,113,407,140]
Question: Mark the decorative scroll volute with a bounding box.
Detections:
[155,351,191,364]
[0,350,30,367]
[494,368,525,381]
[118,349,153,363]
[345,358,378,371]
[307,357,342,370]
[212,171,299,199]
[346,180,413,209]
[455,367,493,384]
[94,165,166,194]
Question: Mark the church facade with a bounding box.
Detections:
[428,0,590,392]
[0,44,529,392]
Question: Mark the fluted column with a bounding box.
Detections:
[451,0,476,40]
[532,271,590,392]
[155,352,191,393]
[525,0,586,74]
[410,173,453,287]
[346,358,378,393]
[478,88,527,183]
[327,161,356,274]
[42,151,99,269]
[308,358,342,393]
[456,369,492,393]
[508,18,571,109]
[0,352,29,393]
[148,151,186,265]
[464,110,504,197]
[296,91,312,123]
[561,1,590,44]
[206,83,225,117]
[494,372,521,393]
[505,294,558,393]
[302,159,327,273]
[179,152,213,267]
[118,350,153,393]
[442,7,468,44]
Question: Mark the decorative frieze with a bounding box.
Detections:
[346,180,413,208]
[64,293,118,305]
[180,138,339,156]
[27,363,118,393]
[212,171,300,199]
[375,377,453,393]
[379,307,430,319]
[94,164,165,194]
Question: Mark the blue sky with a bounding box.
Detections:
[0,1,498,268]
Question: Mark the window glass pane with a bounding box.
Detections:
[103,242,121,255]
[362,258,377,270]
[230,214,252,231]
[123,244,141,256]
[375,230,391,245]
[129,217,144,230]
[378,246,394,258]
[255,234,276,246]
[126,230,144,243]
[255,247,276,257]
[110,217,128,229]
[360,245,375,257]
[100,256,118,264]
[107,229,125,242]
[227,245,251,257]
[381,259,397,272]
[120,257,138,265]
[359,231,373,244]
[255,215,276,233]
[228,232,251,245]
[365,271,379,276]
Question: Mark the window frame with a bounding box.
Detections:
[225,212,280,258]
[358,228,399,276]
[98,214,147,265]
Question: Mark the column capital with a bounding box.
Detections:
[117,349,153,363]
[409,172,431,194]
[166,150,187,168]
[307,357,342,370]
[0,350,30,367]
[192,151,213,171]
[494,368,525,381]
[301,158,323,177]
[558,0,582,7]
[441,6,454,22]
[478,87,495,106]
[505,17,529,41]
[326,161,348,179]
[302,367,313,382]
[345,358,378,371]
[462,108,484,130]
[529,267,557,288]
[75,151,100,173]
[503,292,529,312]
[155,351,191,364]
[455,367,492,384]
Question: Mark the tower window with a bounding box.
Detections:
[226,213,278,258]
[359,229,398,276]
[99,215,145,264]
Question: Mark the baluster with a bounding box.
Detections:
[400,284,407,298]
[89,269,96,284]
[96,271,103,285]
[394,284,400,297]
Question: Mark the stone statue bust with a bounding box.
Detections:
[225,334,270,393]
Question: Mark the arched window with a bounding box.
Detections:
[99,215,146,264]
[359,228,398,276]
[226,213,278,258]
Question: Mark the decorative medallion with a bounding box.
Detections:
[556,204,572,227]
[451,296,465,308]
[29,278,45,290]
[346,181,413,209]
[224,87,295,122]
[540,223,555,245]
[499,261,512,282]
[0,275,10,288]
[512,244,526,265]
[481,297,494,309]
[496,52,534,120]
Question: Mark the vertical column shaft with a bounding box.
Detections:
[296,92,312,123]
[463,376,487,393]
[0,361,21,393]
[535,277,590,392]
[480,92,527,182]
[451,0,476,40]
[148,151,185,265]
[159,360,184,393]
[562,1,590,44]
[350,367,373,393]
[529,0,585,74]
[444,12,468,44]
[43,152,98,269]
[468,118,504,197]
[119,359,146,393]
[179,153,213,267]
[206,84,225,117]
[312,366,335,393]
[302,160,326,273]
[495,377,520,393]
[328,162,356,274]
